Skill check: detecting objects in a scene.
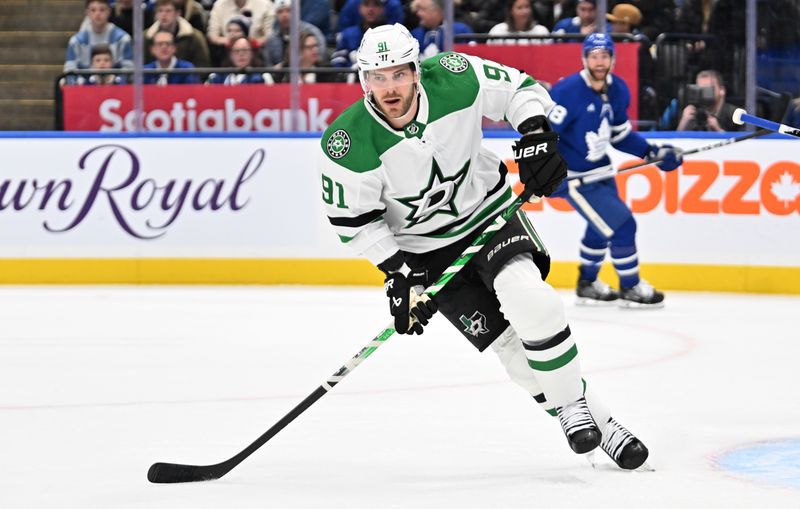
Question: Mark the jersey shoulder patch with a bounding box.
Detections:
[321,100,402,173]
[420,52,479,123]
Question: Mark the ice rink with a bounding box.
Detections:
[1,285,798,508]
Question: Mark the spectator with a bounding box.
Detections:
[65,0,133,77]
[337,0,403,34]
[207,36,271,84]
[145,0,211,67]
[299,0,332,37]
[676,70,743,131]
[144,29,200,84]
[606,3,641,35]
[609,0,675,42]
[331,0,386,69]
[262,0,325,66]
[207,0,276,48]
[174,0,206,32]
[458,0,506,34]
[274,31,339,83]
[78,43,125,85]
[552,0,596,36]
[411,0,472,59]
[110,0,154,36]
[535,0,577,31]
[488,0,550,45]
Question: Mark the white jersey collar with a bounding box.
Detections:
[580,68,613,89]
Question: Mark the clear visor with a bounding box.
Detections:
[360,66,417,93]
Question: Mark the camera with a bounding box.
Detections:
[684,84,716,129]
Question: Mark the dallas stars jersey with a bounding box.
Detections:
[547,70,650,174]
[318,52,553,267]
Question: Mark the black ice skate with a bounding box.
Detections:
[619,279,664,308]
[599,417,649,470]
[556,397,601,454]
[576,279,619,306]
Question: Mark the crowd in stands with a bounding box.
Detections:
[63,0,800,128]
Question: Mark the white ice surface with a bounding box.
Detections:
[1,286,798,508]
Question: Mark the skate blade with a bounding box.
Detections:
[575,297,619,307]
[618,300,665,310]
[584,451,598,469]
[635,461,656,472]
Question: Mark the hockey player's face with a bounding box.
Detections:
[586,50,612,81]
[367,64,418,119]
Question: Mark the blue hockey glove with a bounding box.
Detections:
[649,144,683,172]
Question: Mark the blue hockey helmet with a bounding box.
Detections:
[583,32,615,58]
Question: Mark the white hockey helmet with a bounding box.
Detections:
[356,23,420,94]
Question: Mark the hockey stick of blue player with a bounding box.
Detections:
[566,128,772,186]
[147,187,537,484]
[731,108,800,138]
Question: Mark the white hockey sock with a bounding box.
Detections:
[494,254,584,408]
[489,326,612,425]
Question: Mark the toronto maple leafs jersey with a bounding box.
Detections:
[318,52,553,267]
[547,70,650,173]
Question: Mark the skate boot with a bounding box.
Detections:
[556,397,601,454]
[599,417,649,470]
[619,279,664,308]
[576,279,619,306]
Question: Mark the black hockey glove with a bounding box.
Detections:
[513,116,568,199]
[380,254,438,335]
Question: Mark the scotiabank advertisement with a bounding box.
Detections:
[62,84,364,132]
[61,44,638,132]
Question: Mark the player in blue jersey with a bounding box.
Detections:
[548,33,683,308]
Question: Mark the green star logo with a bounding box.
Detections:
[397,158,470,228]
[326,129,350,159]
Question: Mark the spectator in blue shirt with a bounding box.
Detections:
[65,0,133,79]
[411,0,472,59]
[336,0,403,34]
[144,30,200,84]
[331,0,386,70]
[552,0,596,36]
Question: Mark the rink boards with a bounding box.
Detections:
[0,132,797,293]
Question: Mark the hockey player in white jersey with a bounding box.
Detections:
[318,23,648,469]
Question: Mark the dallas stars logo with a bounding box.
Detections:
[326,129,350,159]
[459,311,489,337]
[397,158,469,228]
[439,53,469,73]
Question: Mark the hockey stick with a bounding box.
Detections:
[566,128,772,185]
[147,187,536,484]
[731,108,800,138]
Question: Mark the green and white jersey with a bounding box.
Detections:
[318,52,554,267]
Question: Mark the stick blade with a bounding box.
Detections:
[147,461,227,484]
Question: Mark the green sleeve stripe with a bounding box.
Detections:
[338,234,354,243]
[517,76,538,90]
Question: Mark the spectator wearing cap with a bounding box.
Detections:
[331,0,386,69]
[606,3,641,34]
[144,29,200,84]
[262,0,325,66]
[145,0,210,68]
[207,0,276,48]
[552,0,596,35]
[64,0,133,78]
[488,0,550,45]
[336,0,403,34]
[411,0,473,59]
[610,0,675,42]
